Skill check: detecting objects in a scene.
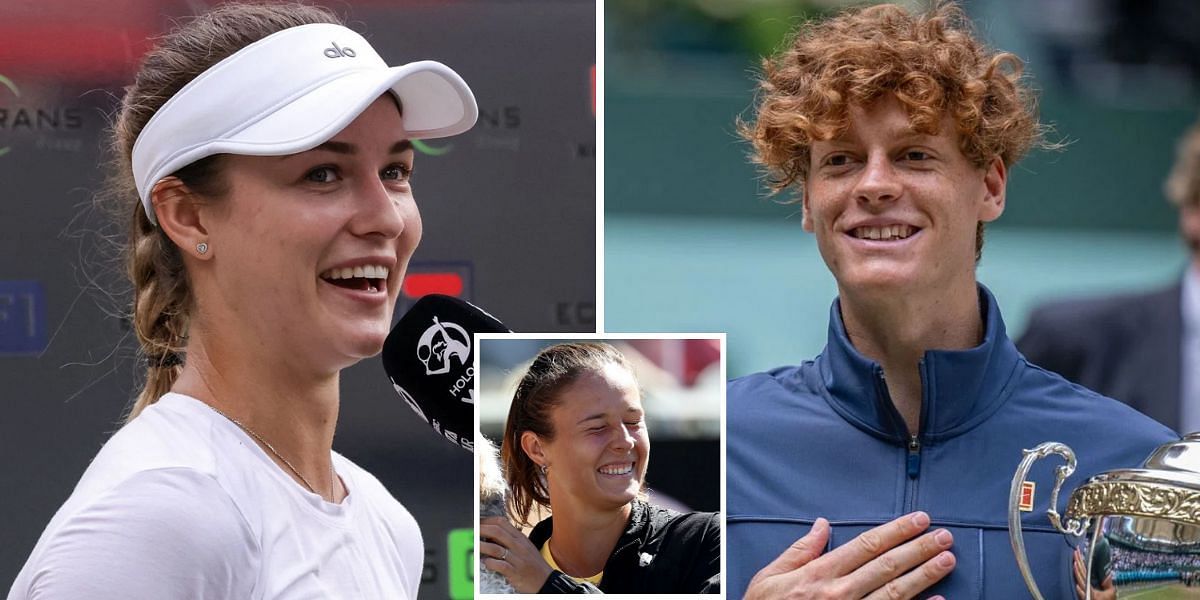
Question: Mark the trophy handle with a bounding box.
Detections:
[1009,442,1090,600]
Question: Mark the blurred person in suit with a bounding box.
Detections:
[1018,116,1200,432]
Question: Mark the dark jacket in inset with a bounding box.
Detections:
[529,500,720,594]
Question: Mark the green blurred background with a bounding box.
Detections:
[604,0,1200,377]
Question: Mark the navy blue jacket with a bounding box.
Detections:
[728,286,1177,599]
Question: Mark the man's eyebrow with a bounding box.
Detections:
[821,129,935,150]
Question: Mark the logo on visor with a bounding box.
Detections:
[323,42,357,59]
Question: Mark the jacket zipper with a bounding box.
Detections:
[906,435,921,478]
[868,367,921,513]
[907,359,929,512]
[877,365,925,512]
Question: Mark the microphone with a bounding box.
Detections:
[382,294,509,452]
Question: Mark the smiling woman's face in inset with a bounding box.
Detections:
[529,363,649,514]
[201,95,421,375]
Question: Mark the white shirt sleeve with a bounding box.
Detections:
[13,468,260,600]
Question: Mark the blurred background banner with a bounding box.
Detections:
[478,336,722,514]
[604,0,1199,377]
[0,1,594,598]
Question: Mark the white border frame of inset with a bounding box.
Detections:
[473,331,726,600]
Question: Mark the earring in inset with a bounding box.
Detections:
[196,242,209,255]
[540,464,548,475]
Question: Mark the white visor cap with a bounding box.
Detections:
[131,23,478,224]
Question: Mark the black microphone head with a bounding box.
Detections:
[383,294,509,452]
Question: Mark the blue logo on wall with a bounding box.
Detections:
[0,280,47,355]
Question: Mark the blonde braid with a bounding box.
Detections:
[125,207,190,420]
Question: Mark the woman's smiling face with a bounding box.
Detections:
[202,95,421,374]
[534,363,649,514]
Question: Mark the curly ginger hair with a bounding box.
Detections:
[742,2,1056,258]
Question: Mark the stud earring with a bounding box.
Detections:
[196,242,209,255]
[540,464,548,475]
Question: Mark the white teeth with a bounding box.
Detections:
[599,464,633,476]
[321,265,391,280]
[854,225,914,241]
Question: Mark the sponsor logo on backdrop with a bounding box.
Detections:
[397,261,473,313]
[447,529,473,600]
[0,75,86,157]
[0,280,47,355]
[0,75,18,158]
[556,301,596,328]
[410,105,520,156]
[479,105,520,129]
[412,139,451,156]
[475,104,521,152]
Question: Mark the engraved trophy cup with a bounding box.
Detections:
[1010,437,1200,599]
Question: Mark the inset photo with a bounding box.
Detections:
[474,335,723,596]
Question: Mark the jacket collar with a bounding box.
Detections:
[814,284,1022,443]
[528,499,650,552]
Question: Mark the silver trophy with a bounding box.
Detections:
[1010,437,1200,599]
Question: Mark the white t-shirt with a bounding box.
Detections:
[8,393,423,600]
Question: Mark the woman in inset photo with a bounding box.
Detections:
[9,3,475,598]
[479,340,721,594]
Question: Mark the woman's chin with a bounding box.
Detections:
[596,481,640,507]
[339,326,390,358]
[318,333,388,372]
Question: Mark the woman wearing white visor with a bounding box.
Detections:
[9,3,476,599]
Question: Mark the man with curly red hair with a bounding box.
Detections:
[727,3,1175,598]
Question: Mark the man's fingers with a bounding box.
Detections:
[846,528,953,595]
[759,518,831,576]
[815,512,932,575]
[862,550,955,600]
